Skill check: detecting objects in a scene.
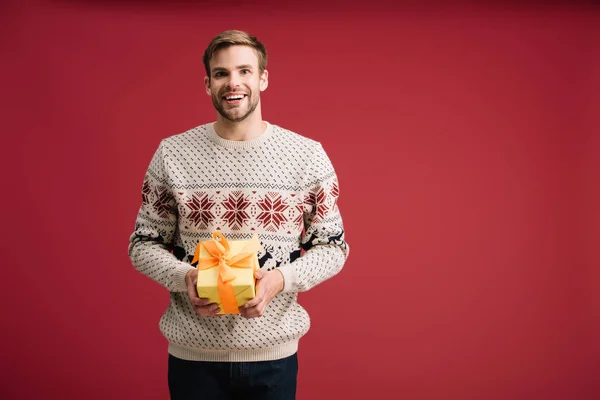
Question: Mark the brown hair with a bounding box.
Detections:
[203,30,268,79]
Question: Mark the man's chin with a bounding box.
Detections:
[219,112,249,123]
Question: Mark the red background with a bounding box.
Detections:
[2,0,599,399]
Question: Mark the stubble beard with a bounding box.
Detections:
[212,90,260,123]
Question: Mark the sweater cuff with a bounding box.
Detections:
[172,263,196,292]
[277,264,296,293]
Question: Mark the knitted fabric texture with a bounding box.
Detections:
[128,122,349,362]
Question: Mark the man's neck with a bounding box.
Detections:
[214,113,266,142]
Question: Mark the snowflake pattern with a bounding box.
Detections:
[331,180,339,204]
[256,192,289,232]
[308,187,328,223]
[152,185,173,218]
[293,203,304,230]
[141,177,152,205]
[221,191,251,230]
[185,192,216,229]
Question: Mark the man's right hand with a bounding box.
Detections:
[185,269,221,317]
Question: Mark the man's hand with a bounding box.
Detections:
[185,269,221,317]
[240,269,284,318]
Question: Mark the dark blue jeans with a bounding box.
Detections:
[168,353,298,400]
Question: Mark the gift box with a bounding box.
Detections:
[192,232,260,314]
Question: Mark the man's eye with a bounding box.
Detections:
[214,72,225,77]
[241,69,250,75]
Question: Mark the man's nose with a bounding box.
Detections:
[226,73,241,89]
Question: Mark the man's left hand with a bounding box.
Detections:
[240,269,284,318]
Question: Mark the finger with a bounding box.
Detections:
[239,307,251,318]
[246,307,264,318]
[186,280,199,299]
[194,302,218,313]
[244,300,266,318]
[244,295,262,308]
[195,303,220,317]
[192,297,212,306]
[255,268,266,279]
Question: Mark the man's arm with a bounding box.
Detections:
[128,142,194,292]
[277,143,349,293]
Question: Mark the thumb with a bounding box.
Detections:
[254,269,265,279]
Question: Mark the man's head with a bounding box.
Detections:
[203,30,269,123]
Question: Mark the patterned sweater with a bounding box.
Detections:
[128,121,349,362]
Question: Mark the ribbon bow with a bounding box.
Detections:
[192,232,256,314]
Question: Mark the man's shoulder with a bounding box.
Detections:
[160,123,211,146]
[271,123,322,150]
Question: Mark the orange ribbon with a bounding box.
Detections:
[192,232,256,314]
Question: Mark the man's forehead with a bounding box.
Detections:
[210,45,259,69]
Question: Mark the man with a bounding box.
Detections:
[128,30,349,400]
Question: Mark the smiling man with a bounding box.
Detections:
[128,30,349,400]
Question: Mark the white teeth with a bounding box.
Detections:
[226,95,244,100]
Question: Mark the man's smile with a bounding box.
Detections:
[223,92,247,105]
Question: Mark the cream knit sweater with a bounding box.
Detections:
[128,121,349,362]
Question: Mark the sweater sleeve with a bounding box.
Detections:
[278,143,349,293]
[127,142,194,292]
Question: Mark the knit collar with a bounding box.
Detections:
[205,121,274,149]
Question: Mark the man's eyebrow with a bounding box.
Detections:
[211,65,254,73]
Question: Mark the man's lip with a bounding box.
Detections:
[222,93,247,99]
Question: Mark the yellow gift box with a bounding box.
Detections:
[192,232,260,314]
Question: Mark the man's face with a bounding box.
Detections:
[205,45,268,123]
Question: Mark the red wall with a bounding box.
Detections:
[2,1,599,399]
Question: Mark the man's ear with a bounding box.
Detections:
[260,70,269,92]
[204,76,211,95]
